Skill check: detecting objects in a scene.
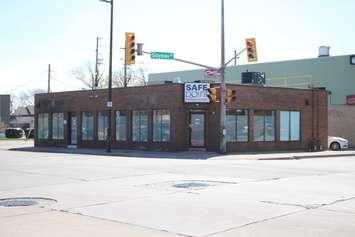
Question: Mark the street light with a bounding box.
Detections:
[100,0,114,152]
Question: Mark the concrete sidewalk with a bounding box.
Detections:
[2,140,355,237]
[10,144,355,160]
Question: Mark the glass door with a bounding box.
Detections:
[69,113,77,145]
[190,113,205,147]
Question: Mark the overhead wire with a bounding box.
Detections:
[50,72,83,91]
[7,70,47,93]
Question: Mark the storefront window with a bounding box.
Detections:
[98,112,108,141]
[226,109,248,142]
[226,114,236,142]
[132,111,148,142]
[254,110,275,141]
[116,111,126,141]
[280,111,300,141]
[37,113,49,139]
[153,110,170,142]
[52,113,64,139]
[82,112,94,140]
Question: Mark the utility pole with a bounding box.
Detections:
[234,50,237,66]
[124,47,127,87]
[94,37,100,89]
[100,0,114,152]
[47,64,51,93]
[219,0,227,154]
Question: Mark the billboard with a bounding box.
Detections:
[184,83,210,103]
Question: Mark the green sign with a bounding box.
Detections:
[151,52,174,60]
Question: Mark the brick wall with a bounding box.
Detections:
[34,84,327,152]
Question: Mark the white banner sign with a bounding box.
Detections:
[184,83,210,103]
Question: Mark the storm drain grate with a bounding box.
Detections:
[173,181,211,189]
[139,180,234,192]
[0,197,57,207]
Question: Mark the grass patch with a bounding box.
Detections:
[0,138,33,141]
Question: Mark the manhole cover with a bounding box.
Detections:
[0,197,57,207]
[173,182,211,189]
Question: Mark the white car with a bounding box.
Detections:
[328,136,349,150]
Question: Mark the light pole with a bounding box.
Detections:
[219,0,227,154]
[100,0,114,152]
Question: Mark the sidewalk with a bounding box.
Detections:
[10,145,355,160]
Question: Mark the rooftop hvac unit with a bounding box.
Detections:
[241,72,265,85]
[319,46,330,57]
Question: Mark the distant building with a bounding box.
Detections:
[148,53,355,145]
[0,95,10,125]
[10,105,34,129]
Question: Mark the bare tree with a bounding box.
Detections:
[71,61,105,90]
[110,67,147,88]
[13,89,46,109]
[72,60,147,89]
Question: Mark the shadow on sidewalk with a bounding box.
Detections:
[9,145,355,161]
[9,146,220,160]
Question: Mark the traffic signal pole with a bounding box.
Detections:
[142,51,218,70]
[124,48,127,87]
[107,0,113,153]
[100,0,113,152]
[219,0,227,154]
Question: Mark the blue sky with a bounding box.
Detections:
[1,0,354,94]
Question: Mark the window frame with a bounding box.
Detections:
[226,109,249,142]
[153,109,171,143]
[37,113,49,139]
[280,110,301,142]
[81,112,94,141]
[253,110,275,142]
[97,111,108,141]
[115,110,127,142]
[52,112,64,140]
[132,110,148,142]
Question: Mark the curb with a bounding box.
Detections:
[258,153,355,160]
[9,146,355,161]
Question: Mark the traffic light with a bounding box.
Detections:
[207,87,220,103]
[226,89,236,103]
[136,43,143,56]
[245,38,258,63]
[125,32,135,65]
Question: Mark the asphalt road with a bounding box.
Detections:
[1,140,355,237]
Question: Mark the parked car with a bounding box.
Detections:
[5,128,25,139]
[328,136,349,150]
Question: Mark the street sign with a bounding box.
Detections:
[151,52,174,60]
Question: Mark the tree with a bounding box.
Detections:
[12,89,46,111]
[72,61,147,89]
[71,61,105,90]
[111,67,147,88]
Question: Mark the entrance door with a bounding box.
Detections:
[190,113,205,147]
[69,113,77,145]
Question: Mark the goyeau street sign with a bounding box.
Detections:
[151,52,174,60]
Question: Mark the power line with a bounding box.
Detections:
[51,74,83,90]
[7,70,47,92]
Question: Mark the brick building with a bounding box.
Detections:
[34,84,328,152]
[149,54,355,145]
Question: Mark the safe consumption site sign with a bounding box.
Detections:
[184,83,210,103]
